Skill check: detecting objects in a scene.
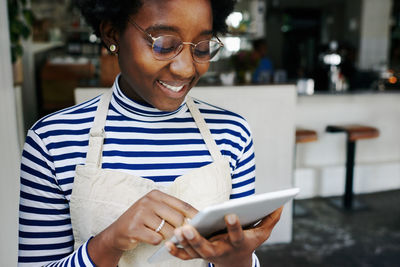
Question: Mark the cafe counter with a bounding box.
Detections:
[295,90,400,199]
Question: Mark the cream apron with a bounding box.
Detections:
[70,89,232,266]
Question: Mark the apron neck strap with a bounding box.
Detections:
[85,91,222,167]
[86,89,113,168]
[186,96,223,161]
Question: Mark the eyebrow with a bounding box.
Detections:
[145,24,213,37]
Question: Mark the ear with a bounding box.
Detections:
[100,20,120,53]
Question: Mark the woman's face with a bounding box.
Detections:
[117,0,212,111]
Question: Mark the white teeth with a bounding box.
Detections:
[159,80,184,92]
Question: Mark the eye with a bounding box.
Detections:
[194,49,210,58]
[153,36,181,54]
[194,41,213,58]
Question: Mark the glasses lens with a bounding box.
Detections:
[193,40,222,63]
[152,36,182,60]
[151,36,222,62]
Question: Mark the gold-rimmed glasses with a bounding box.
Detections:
[128,19,224,63]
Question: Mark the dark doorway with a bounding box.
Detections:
[281,9,321,80]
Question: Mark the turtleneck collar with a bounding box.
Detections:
[109,74,189,121]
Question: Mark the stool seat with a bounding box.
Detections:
[326,124,379,141]
[296,129,318,143]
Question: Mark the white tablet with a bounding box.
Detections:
[148,187,299,263]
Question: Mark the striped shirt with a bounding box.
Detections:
[18,79,258,266]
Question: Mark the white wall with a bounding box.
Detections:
[0,0,22,265]
[294,93,400,199]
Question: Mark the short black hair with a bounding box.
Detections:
[74,0,236,37]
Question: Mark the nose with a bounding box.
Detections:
[169,45,196,79]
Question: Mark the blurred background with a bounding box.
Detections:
[6,0,400,129]
[1,0,400,266]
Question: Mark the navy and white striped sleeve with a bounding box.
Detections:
[18,129,94,266]
[228,122,259,267]
[230,125,256,199]
[209,123,259,267]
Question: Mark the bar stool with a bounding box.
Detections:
[326,124,379,211]
[296,129,318,144]
[293,128,318,216]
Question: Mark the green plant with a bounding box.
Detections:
[7,0,34,63]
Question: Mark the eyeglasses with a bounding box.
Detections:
[128,19,224,63]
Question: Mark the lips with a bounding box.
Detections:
[158,80,186,92]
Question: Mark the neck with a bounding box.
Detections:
[118,75,147,104]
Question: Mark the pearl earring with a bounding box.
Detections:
[109,44,117,52]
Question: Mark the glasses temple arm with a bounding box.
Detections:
[128,18,156,43]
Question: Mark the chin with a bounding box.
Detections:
[151,98,184,112]
[158,102,183,112]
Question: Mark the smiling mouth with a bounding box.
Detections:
[158,80,185,92]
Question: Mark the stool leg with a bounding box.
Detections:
[344,140,356,209]
[293,144,311,217]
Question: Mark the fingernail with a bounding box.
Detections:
[183,227,194,240]
[227,214,237,225]
[165,241,173,252]
[174,229,184,242]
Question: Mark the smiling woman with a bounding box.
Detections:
[17,0,283,267]
[109,0,214,111]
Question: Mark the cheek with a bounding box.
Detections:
[119,45,160,80]
[118,34,153,72]
[197,63,210,76]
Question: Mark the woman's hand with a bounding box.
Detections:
[87,189,198,266]
[167,206,283,267]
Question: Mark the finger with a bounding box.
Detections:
[158,221,175,240]
[147,190,199,219]
[133,226,163,246]
[257,206,283,229]
[251,206,284,243]
[161,196,198,219]
[174,227,202,258]
[225,214,244,247]
[144,216,175,240]
[165,241,193,260]
[178,225,220,260]
[153,203,186,228]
